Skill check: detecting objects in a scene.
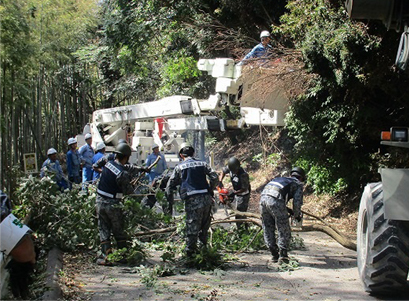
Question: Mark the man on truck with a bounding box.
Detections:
[241,30,273,64]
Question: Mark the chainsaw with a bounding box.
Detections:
[217,186,235,217]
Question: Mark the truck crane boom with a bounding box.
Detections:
[78,58,289,166]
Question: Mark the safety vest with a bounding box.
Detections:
[97,160,125,199]
[178,158,210,200]
[264,177,297,199]
[230,167,250,195]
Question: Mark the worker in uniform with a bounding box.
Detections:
[93,141,146,177]
[260,167,305,264]
[241,30,273,64]
[79,133,95,192]
[146,143,167,183]
[40,148,69,191]
[66,137,81,186]
[92,142,106,183]
[95,143,150,265]
[166,143,218,257]
[219,157,251,229]
[92,139,128,170]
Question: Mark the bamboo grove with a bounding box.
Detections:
[0,0,100,190]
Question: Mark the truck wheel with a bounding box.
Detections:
[357,182,409,294]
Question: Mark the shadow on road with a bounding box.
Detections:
[372,285,409,301]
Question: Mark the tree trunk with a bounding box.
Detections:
[0,61,5,188]
[11,68,18,165]
[60,73,66,145]
[36,66,44,162]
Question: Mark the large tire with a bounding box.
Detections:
[357,182,409,294]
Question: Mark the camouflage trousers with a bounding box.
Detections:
[185,194,212,255]
[235,194,250,212]
[234,194,250,228]
[260,195,291,252]
[96,196,127,252]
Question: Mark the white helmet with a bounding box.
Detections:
[47,148,57,156]
[152,143,159,150]
[85,133,92,140]
[67,138,77,145]
[260,30,270,39]
[96,142,106,151]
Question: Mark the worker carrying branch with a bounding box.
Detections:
[166,143,219,258]
[260,167,306,264]
[94,143,150,266]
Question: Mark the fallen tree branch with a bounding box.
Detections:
[235,228,263,255]
[132,209,356,251]
[211,218,262,227]
[301,209,346,238]
[295,224,356,251]
[228,210,261,219]
[228,210,356,251]
[134,226,176,237]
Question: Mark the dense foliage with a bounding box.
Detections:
[14,177,99,251]
[278,0,409,193]
[3,0,409,195]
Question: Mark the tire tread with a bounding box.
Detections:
[359,183,409,294]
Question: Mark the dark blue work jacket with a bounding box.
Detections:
[97,160,125,199]
[265,177,297,199]
[179,158,210,199]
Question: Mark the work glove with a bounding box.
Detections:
[286,207,294,216]
[227,191,235,201]
[217,181,224,188]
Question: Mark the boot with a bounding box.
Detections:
[97,241,113,266]
[116,240,128,264]
[117,240,128,250]
[278,249,289,264]
[270,247,279,262]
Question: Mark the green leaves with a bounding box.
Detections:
[211,225,266,252]
[278,0,409,194]
[14,176,99,251]
[297,158,347,195]
[158,55,200,97]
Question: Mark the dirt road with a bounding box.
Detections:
[72,229,408,301]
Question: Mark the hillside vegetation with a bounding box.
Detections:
[2,0,409,198]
